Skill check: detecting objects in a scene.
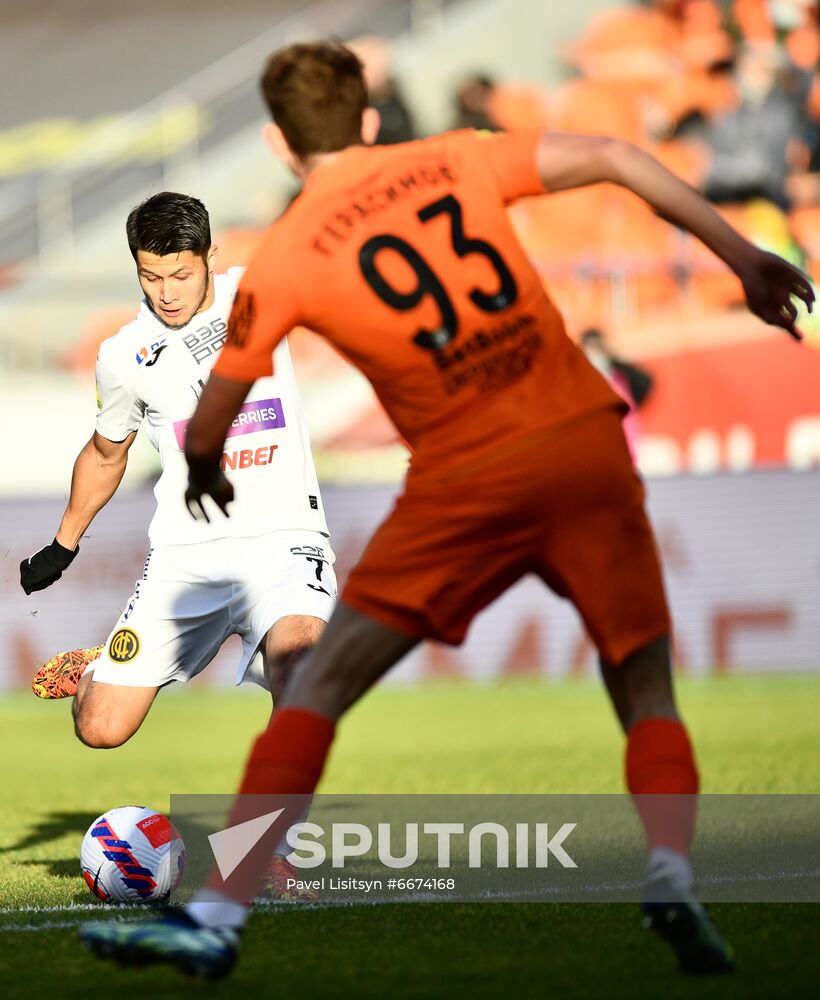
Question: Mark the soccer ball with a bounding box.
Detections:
[80,805,186,904]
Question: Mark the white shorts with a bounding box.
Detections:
[92,530,336,690]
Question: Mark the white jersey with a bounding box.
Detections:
[95,267,328,546]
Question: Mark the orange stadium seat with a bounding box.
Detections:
[594,190,684,319]
[679,204,748,311]
[652,69,738,134]
[786,19,820,72]
[653,139,710,187]
[509,187,612,268]
[731,0,776,43]
[679,0,734,68]
[548,79,645,143]
[569,6,679,86]
[546,274,615,331]
[510,182,685,326]
[508,189,615,326]
[486,84,550,131]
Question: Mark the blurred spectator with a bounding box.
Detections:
[370,78,416,145]
[452,74,500,131]
[349,35,416,145]
[581,328,655,409]
[703,42,808,209]
[580,328,655,458]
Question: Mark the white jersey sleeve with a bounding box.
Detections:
[95,346,144,442]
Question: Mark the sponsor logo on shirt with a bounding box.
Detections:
[144,344,168,367]
[173,397,286,449]
[136,338,167,365]
[183,318,228,364]
[227,291,255,348]
[220,444,278,471]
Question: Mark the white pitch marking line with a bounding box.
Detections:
[2,920,99,933]
[0,902,132,915]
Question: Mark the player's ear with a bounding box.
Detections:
[206,243,218,273]
[262,122,291,164]
[361,106,381,146]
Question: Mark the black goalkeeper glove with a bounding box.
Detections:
[20,538,79,595]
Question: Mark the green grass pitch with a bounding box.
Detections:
[1,675,818,998]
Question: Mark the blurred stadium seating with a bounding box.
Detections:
[0,0,818,490]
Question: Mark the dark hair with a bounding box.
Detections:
[126,192,211,260]
[579,327,605,346]
[260,41,367,158]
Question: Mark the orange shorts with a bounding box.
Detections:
[342,407,671,665]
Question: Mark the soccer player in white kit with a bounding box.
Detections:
[20,192,337,754]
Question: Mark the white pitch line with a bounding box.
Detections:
[0,902,132,915]
[2,920,101,933]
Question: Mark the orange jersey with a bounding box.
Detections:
[216,129,622,475]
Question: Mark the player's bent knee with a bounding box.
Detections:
[265,616,327,699]
[266,616,325,659]
[72,681,157,748]
[73,710,138,749]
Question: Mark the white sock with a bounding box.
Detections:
[186,889,249,930]
[647,846,693,890]
[274,806,310,857]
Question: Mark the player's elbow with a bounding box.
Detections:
[597,139,652,186]
[538,134,645,191]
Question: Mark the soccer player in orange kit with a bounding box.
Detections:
[81,41,814,978]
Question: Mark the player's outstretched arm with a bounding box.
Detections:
[57,431,136,549]
[183,373,252,521]
[535,134,815,340]
[20,431,135,594]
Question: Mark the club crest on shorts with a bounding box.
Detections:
[108,628,140,663]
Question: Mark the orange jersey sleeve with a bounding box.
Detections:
[214,243,301,382]
[472,129,546,203]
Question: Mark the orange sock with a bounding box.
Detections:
[238,707,335,795]
[625,717,699,855]
[203,708,335,899]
